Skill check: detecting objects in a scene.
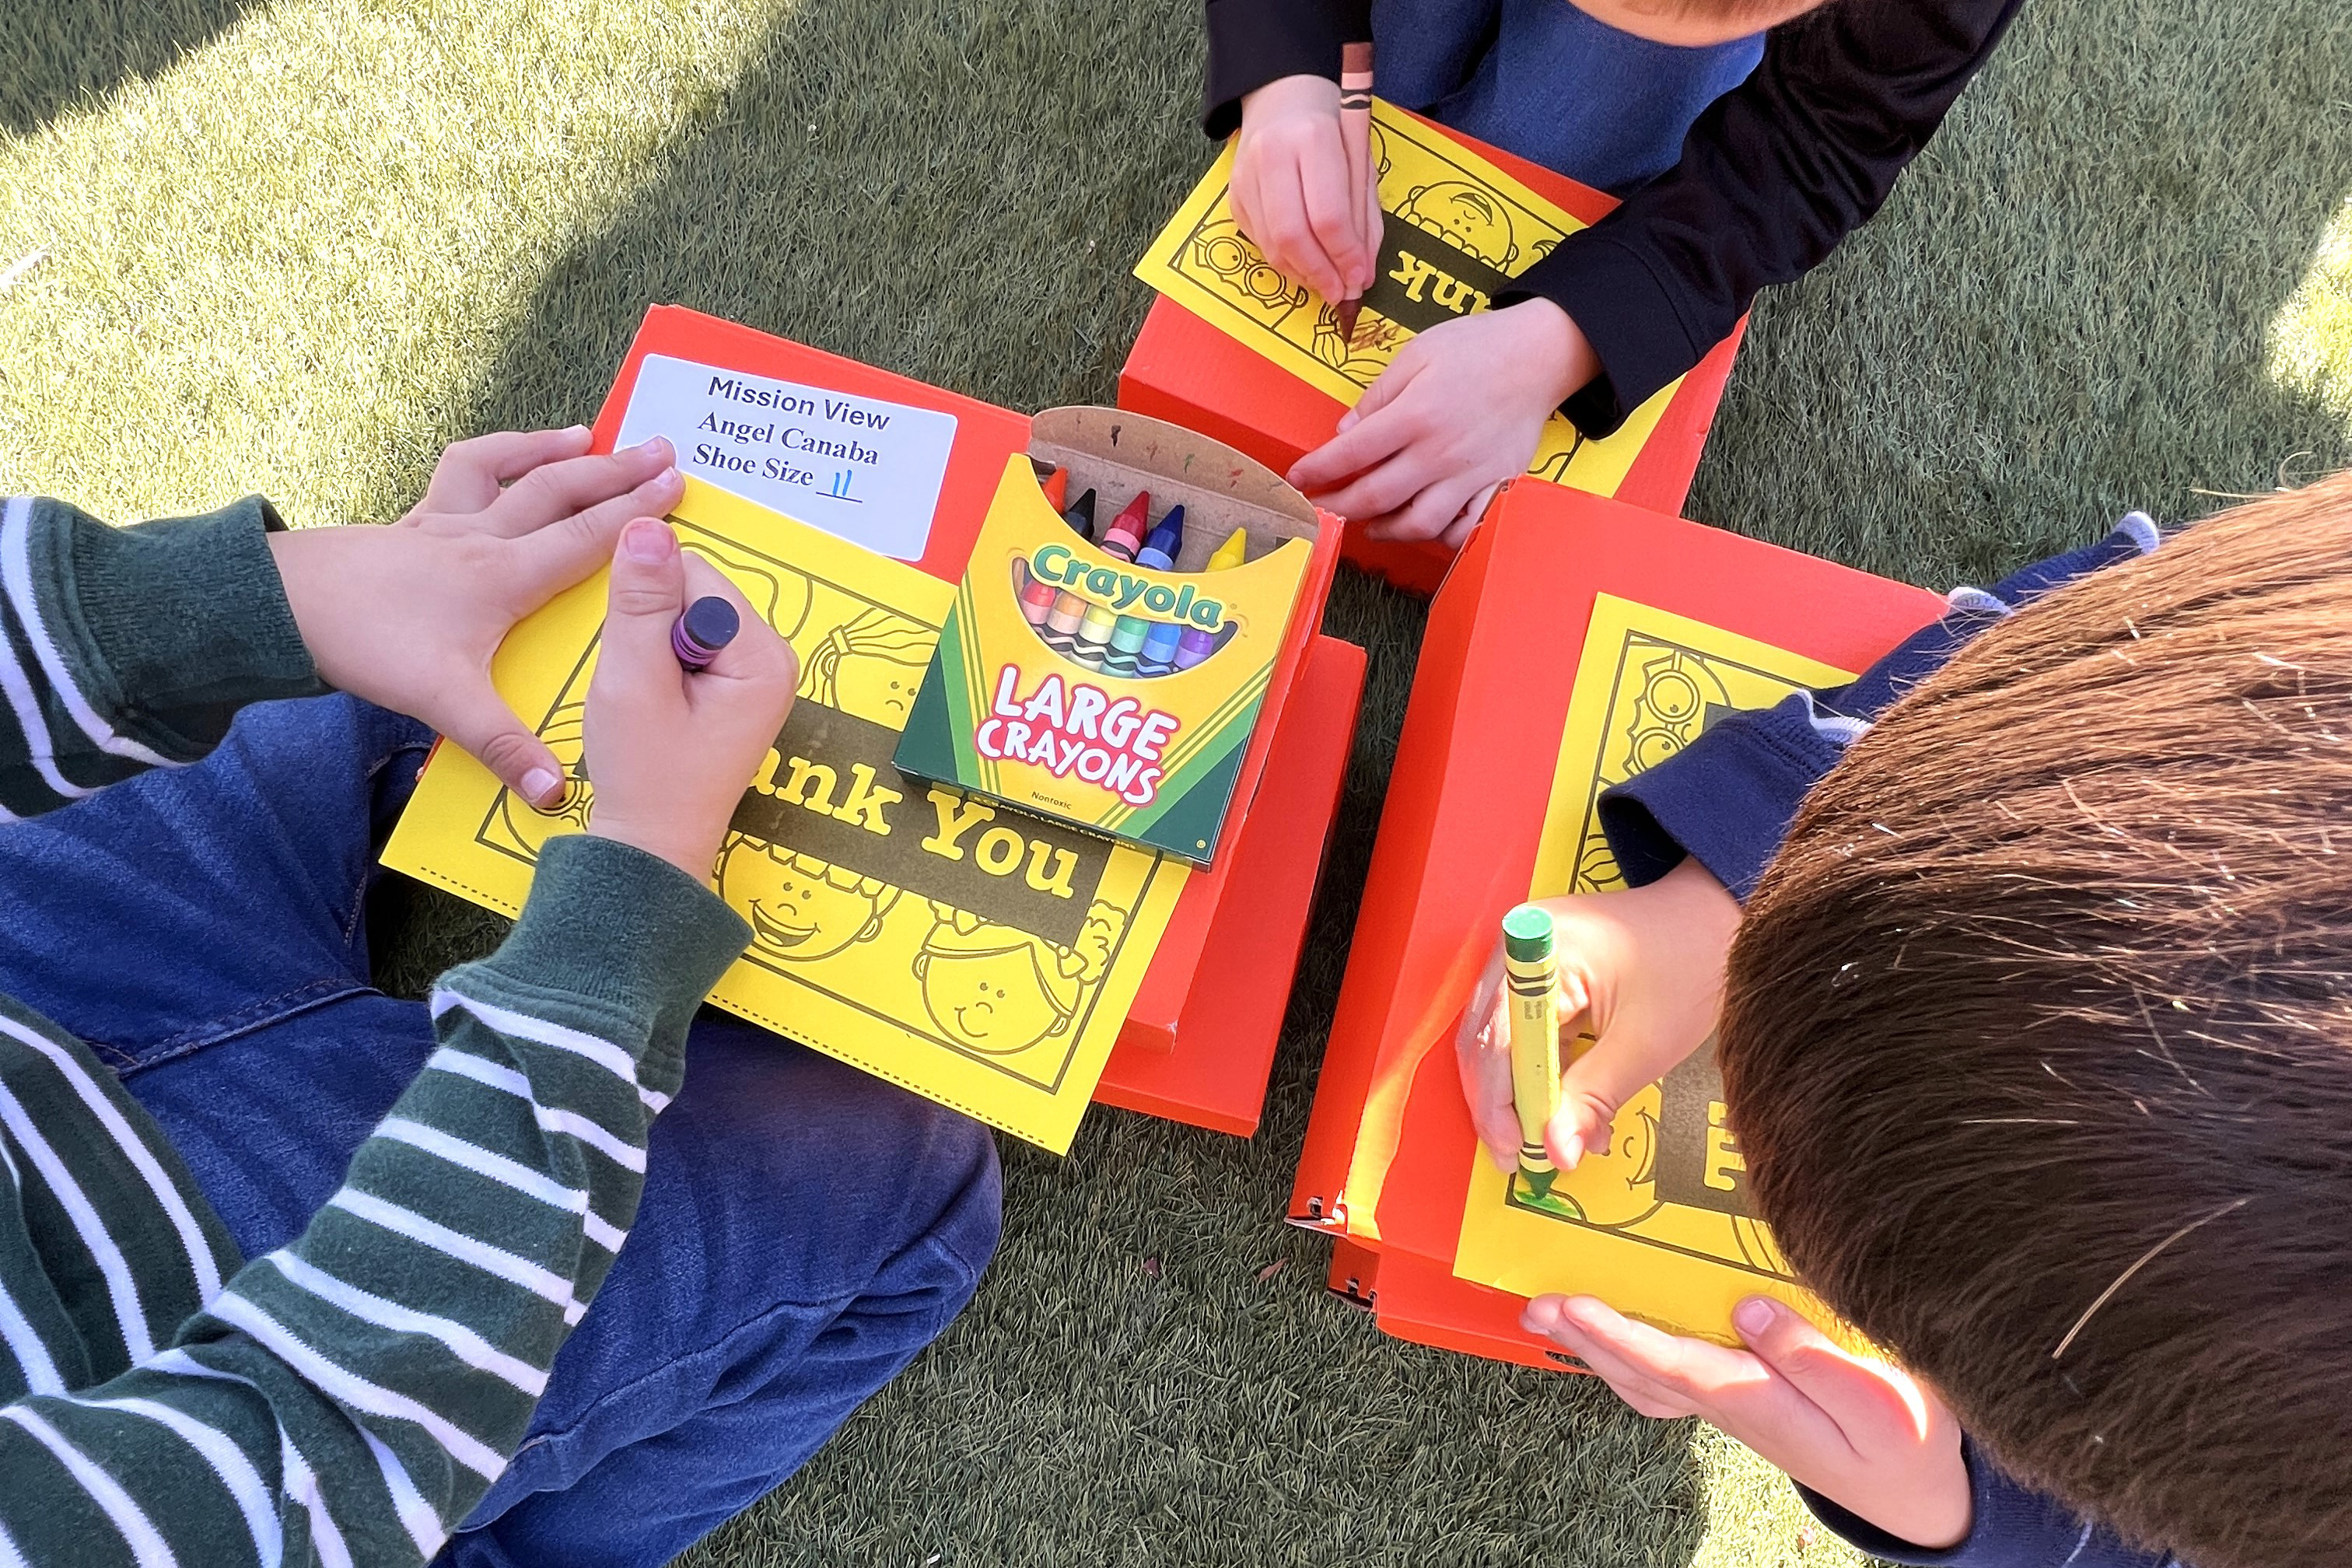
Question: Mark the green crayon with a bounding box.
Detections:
[1104,613,1152,677]
[1503,903,1562,1199]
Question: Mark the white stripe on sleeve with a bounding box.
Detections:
[421,1048,648,1173]
[0,1012,223,1300]
[325,1188,588,1324]
[261,1251,547,1396]
[147,1351,359,1568]
[0,1273,65,1395]
[0,496,175,768]
[0,1081,151,1359]
[277,1430,353,1568]
[0,1405,177,1568]
[376,1119,626,1251]
[360,1426,446,1560]
[430,988,637,1085]
[207,1292,508,1482]
[61,1394,281,1568]
[0,504,87,803]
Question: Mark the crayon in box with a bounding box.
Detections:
[897,408,1328,865]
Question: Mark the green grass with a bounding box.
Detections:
[4,2,2349,1564]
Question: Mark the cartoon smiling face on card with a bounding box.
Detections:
[1549,1080,1664,1229]
[1396,181,1517,268]
[912,901,1123,1056]
[802,609,933,726]
[717,838,901,963]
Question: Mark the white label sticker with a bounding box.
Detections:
[614,353,958,561]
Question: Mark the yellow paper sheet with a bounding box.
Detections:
[383,478,1188,1153]
[1451,594,1853,1342]
[1135,103,1678,497]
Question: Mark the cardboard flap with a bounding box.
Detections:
[1029,405,1318,570]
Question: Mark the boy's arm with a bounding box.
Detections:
[1596,516,2163,901]
[1801,1440,2178,1568]
[1199,0,1369,138]
[0,495,325,818]
[0,835,751,1567]
[1503,0,2023,439]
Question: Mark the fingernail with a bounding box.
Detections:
[657,466,682,489]
[1734,1297,1776,1338]
[634,436,674,465]
[621,519,674,562]
[520,767,560,805]
[565,423,591,438]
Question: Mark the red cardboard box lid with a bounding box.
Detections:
[1097,633,1367,1134]
[1293,484,1948,1361]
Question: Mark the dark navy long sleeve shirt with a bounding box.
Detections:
[1595,515,2186,1568]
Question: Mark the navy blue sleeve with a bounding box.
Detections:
[1796,1440,2179,1568]
[1596,516,2162,901]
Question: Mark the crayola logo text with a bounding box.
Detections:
[1028,544,1227,631]
[976,664,1178,808]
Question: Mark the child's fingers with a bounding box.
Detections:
[485,438,676,538]
[435,682,569,808]
[1289,352,1424,494]
[1363,469,1487,544]
[413,425,593,516]
[1733,1298,1928,1448]
[513,467,687,604]
[1299,129,1369,296]
[601,520,689,677]
[1269,157,1346,303]
[1438,482,1503,551]
[1453,955,1523,1169]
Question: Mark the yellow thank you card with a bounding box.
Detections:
[383,478,1190,1153]
[1450,594,1854,1343]
[1135,102,1685,499]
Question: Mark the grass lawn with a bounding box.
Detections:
[5,2,2349,1563]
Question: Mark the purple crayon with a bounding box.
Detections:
[671,594,741,671]
[1171,624,1220,674]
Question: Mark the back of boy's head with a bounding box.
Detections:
[1720,476,2352,1568]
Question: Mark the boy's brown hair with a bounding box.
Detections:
[1720,476,2352,1568]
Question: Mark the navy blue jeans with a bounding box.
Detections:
[0,695,1003,1567]
[1374,0,1765,194]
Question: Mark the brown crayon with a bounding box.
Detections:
[1335,40,1375,344]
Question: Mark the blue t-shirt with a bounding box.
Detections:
[1373,0,1765,194]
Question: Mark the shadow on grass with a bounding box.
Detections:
[402,0,2352,1565]
[0,0,263,137]
[1686,0,2352,590]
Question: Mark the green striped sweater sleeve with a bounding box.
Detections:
[0,494,323,818]
[0,835,751,1566]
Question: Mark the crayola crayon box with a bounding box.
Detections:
[894,408,1331,866]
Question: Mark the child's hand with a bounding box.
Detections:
[1287,299,1598,547]
[1524,1294,1973,1553]
[582,520,798,880]
[1454,859,1738,1171]
[269,429,684,806]
[1230,73,1383,308]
